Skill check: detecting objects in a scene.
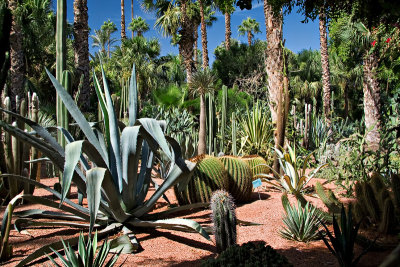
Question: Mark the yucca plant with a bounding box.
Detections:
[256,143,327,197]
[46,232,122,267]
[0,65,210,266]
[319,205,370,267]
[280,194,322,242]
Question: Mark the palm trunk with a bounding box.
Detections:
[73,0,90,111]
[131,0,134,38]
[121,0,126,39]
[179,0,196,83]
[224,12,231,50]
[8,0,24,111]
[198,93,207,154]
[247,31,252,46]
[363,52,381,149]
[264,0,284,175]
[319,11,331,125]
[199,0,209,69]
[194,28,198,66]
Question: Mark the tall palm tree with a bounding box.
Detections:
[195,1,216,69]
[73,0,90,110]
[128,16,149,37]
[238,17,261,46]
[7,0,24,111]
[215,0,235,50]
[101,20,118,58]
[319,10,331,125]
[340,20,382,148]
[190,68,216,154]
[121,0,126,39]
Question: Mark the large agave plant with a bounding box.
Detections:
[0,65,210,266]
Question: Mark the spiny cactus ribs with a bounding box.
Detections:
[210,190,237,254]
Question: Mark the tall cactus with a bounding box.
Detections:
[220,85,227,153]
[220,156,253,203]
[174,155,229,205]
[232,112,237,156]
[210,190,237,254]
[207,92,215,155]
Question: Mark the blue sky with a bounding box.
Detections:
[63,0,320,64]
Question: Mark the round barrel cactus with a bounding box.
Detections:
[174,155,229,205]
[220,156,253,203]
[241,155,269,180]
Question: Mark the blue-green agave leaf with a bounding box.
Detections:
[129,64,138,126]
[86,168,107,233]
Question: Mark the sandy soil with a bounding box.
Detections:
[0,177,394,266]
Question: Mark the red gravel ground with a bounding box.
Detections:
[0,177,394,266]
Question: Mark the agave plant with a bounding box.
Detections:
[0,65,210,266]
[280,194,322,242]
[47,232,122,267]
[256,144,327,197]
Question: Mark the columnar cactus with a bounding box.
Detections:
[210,190,237,254]
[315,181,341,214]
[174,155,229,205]
[220,156,253,203]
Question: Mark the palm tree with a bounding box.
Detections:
[189,68,216,154]
[238,17,261,46]
[215,0,235,50]
[131,0,134,37]
[340,19,382,148]
[7,0,24,111]
[121,0,126,39]
[100,20,118,58]
[73,0,90,110]
[319,10,331,125]
[128,16,149,37]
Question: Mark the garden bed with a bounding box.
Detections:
[0,177,393,266]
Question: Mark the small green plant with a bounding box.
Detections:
[201,241,292,267]
[280,194,322,242]
[320,205,370,267]
[47,232,122,267]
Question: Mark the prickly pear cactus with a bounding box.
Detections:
[240,155,269,180]
[210,190,236,254]
[220,156,253,203]
[174,155,229,205]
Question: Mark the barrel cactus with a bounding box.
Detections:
[210,190,237,254]
[174,155,229,205]
[220,156,253,203]
[241,155,269,180]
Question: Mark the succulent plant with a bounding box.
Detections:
[210,190,236,254]
[240,155,269,180]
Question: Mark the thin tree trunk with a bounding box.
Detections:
[198,93,207,154]
[194,27,198,67]
[225,12,231,50]
[319,11,331,125]
[121,0,126,39]
[8,0,24,111]
[73,0,90,111]
[199,0,209,69]
[363,52,381,149]
[264,0,284,175]
[131,0,134,38]
[179,0,196,83]
[247,31,252,46]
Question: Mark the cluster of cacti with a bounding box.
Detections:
[241,155,269,180]
[315,181,341,214]
[210,190,237,254]
[220,156,253,203]
[174,155,229,205]
[0,93,41,199]
[219,85,227,154]
[353,173,400,234]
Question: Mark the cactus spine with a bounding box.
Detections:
[220,156,252,203]
[220,85,227,153]
[211,190,237,254]
[232,112,237,156]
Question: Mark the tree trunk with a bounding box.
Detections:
[363,52,381,149]
[198,93,207,154]
[121,0,126,39]
[179,0,196,83]
[8,0,24,111]
[73,0,90,111]
[247,31,252,46]
[224,12,231,50]
[131,0,134,38]
[264,0,284,175]
[199,0,209,69]
[319,11,331,125]
[194,27,198,67]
